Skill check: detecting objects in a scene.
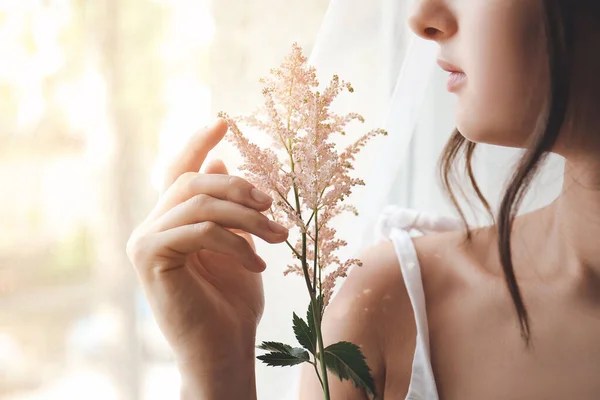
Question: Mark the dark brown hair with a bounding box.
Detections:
[439,0,574,345]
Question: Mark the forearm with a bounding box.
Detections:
[178,339,258,400]
[179,361,257,400]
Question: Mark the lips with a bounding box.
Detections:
[437,59,464,74]
[437,59,466,92]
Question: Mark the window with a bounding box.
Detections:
[0,1,328,398]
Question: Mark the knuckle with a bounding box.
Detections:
[227,176,251,199]
[190,193,211,208]
[240,207,261,226]
[173,171,196,187]
[194,221,218,237]
[183,172,200,192]
[227,175,245,188]
[126,232,153,267]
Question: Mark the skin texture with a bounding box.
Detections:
[129,0,600,399]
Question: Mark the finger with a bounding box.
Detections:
[203,160,257,250]
[156,222,266,273]
[203,158,229,175]
[232,230,257,252]
[161,118,229,193]
[151,194,289,244]
[150,174,273,221]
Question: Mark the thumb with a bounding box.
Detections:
[203,158,229,175]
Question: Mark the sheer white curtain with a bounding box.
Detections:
[308,0,565,259]
[398,70,565,223]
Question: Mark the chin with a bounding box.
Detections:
[456,124,520,147]
[455,112,494,144]
[456,111,528,148]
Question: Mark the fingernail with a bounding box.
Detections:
[268,220,288,234]
[251,188,273,203]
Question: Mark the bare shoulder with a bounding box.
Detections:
[299,239,413,399]
[318,231,473,398]
[324,238,416,366]
[299,229,486,399]
[339,228,487,394]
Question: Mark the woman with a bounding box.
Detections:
[126,0,600,398]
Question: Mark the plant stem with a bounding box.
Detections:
[291,173,330,399]
[313,209,318,296]
[306,215,331,399]
[311,358,324,389]
[319,259,322,299]
[306,209,316,227]
[285,240,302,260]
[287,103,330,399]
[310,291,331,400]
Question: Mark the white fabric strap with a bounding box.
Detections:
[376,206,453,399]
[375,205,463,244]
[389,227,439,400]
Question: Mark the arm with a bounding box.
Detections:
[178,331,258,400]
[179,357,257,400]
[298,240,417,399]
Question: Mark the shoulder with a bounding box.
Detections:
[324,239,413,360]
[321,227,488,396]
[309,238,413,398]
[300,223,493,398]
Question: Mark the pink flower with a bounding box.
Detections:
[218,42,386,307]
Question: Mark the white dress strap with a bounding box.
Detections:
[376,206,461,400]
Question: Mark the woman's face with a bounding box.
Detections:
[408,0,548,148]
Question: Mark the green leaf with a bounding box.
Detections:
[257,348,310,367]
[256,341,310,367]
[323,341,376,397]
[293,312,316,355]
[257,341,293,353]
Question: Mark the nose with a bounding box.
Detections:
[408,0,458,42]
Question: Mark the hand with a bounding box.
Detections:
[126,119,289,370]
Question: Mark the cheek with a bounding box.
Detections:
[455,1,547,147]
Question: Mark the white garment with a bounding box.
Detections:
[376,205,462,400]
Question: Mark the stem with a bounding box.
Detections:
[311,358,324,389]
[310,212,330,399]
[273,187,295,211]
[311,292,331,400]
[306,209,316,227]
[303,216,330,400]
[286,85,330,399]
[285,240,302,260]
[313,209,318,296]
[319,260,323,299]
[291,170,330,399]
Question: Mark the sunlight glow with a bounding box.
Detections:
[150,0,215,191]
